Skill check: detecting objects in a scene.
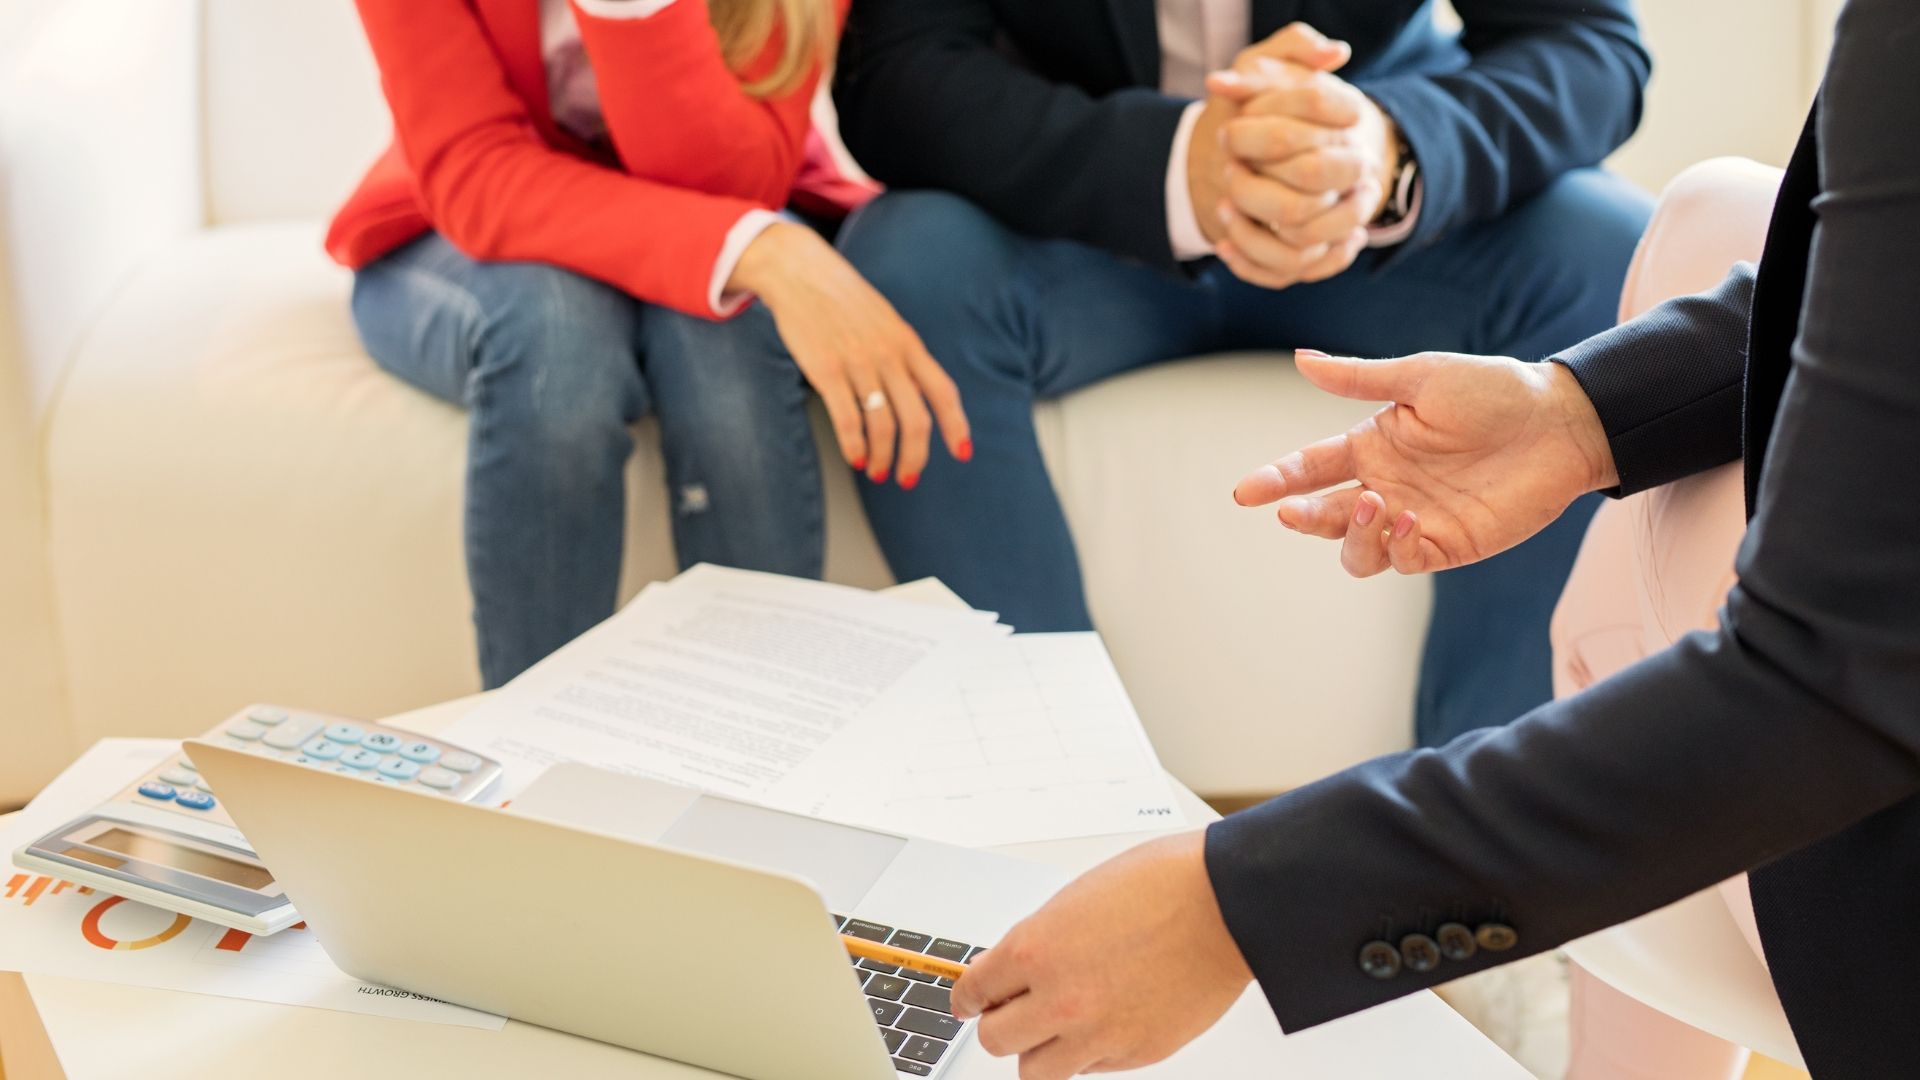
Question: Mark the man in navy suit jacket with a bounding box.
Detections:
[945,2,1920,1077]
[832,0,1656,751]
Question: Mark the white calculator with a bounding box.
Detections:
[12,705,502,935]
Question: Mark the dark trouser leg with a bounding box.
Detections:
[836,191,1229,630]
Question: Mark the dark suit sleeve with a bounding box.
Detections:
[1356,0,1649,253]
[1549,266,1753,496]
[833,0,1189,268]
[1205,0,1920,1033]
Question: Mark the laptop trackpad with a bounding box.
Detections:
[659,798,905,913]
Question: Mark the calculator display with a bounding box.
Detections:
[86,827,275,891]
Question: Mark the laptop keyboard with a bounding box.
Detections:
[835,914,987,1077]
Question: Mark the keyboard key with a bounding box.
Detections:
[262,718,324,750]
[965,946,987,962]
[867,998,904,1026]
[137,781,177,801]
[377,757,421,781]
[225,721,268,741]
[893,1059,933,1076]
[866,974,909,1000]
[899,1035,949,1064]
[416,766,460,790]
[859,959,899,975]
[887,930,932,953]
[398,741,442,765]
[159,767,197,786]
[902,983,951,1014]
[324,723,367,744]
[897,1009,962,1041]
[843,919,893,942]
[299,737,345,761]
[832,913,849,930]
[175,790,216,811]
[881,1028,907,1054]
[898,968,937,983]
[361,732,402,753]
[926,939,972,963]
[439,751,482,773]
[340,748,384,770]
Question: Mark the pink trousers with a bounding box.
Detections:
[1550,463,1769,1080]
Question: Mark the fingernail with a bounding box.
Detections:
[1294,348,1330,360]
[956,439,973,463]
[899,472,920,491]
[1394,511,1415,539]
[851,455,867,471]
[870,468,889,484]
[1213,70,1242,86]
[1354,496,1377,527]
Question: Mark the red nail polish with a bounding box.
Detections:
[851,455,867,471]
[899,473,920,491]
[871,468,889,485]
[956,439,973,463]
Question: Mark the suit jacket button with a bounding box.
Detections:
[1476,923,1519,952]
[1399,933,1441,973]
[1436,922,1478,962]
[1358,940,1402,980]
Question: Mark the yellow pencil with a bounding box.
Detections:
[841,935,971,981]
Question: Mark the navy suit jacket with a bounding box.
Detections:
[1205,3,1920,1076]
[833,0,1648,268]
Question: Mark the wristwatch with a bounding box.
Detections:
[1374,133,1420,230]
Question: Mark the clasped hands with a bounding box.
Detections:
[1191,22,1403,289]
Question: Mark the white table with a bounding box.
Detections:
[9,701,1529,1079]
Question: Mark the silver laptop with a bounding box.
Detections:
[189,742,1067,1080]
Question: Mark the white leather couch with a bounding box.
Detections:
[0,0,1440,806]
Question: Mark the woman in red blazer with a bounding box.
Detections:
[332,0,969,686]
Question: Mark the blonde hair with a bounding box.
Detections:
[708,0,835,99]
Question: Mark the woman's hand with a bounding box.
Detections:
[731,222,970,488]
[1233,349,1617,577]
[950,832,1252,1080]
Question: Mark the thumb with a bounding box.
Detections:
[1293,349,1432,403]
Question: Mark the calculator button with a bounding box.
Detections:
[324,723,367,744]
[175,757,197,772]
[196,777,215,792]
[377,758,421,781]
[340,748,384,770]
[246,706,289,725]
[438,751,482,774]
[137,781,178,801]
[175,790,217,811]
[361,732,402,753]
[416,767,459,790]
[225,721,268,741]
[299,738,345,761]
[263,718,324,750]
[397,741,441,765]
[159,767,198,786]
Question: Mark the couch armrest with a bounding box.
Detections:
[0,0,204,421]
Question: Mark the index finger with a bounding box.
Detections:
[951,942,1028,1020]
[1233,431,1355,505]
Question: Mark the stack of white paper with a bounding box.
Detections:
[444,565,1186,847]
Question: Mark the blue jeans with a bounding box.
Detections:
[837,171,1652,747]
[350,234,822,688]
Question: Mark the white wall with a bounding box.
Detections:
[1606,0,1827,194]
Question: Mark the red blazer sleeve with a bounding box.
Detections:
[355,0,756,318]
[574,0,843,204]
